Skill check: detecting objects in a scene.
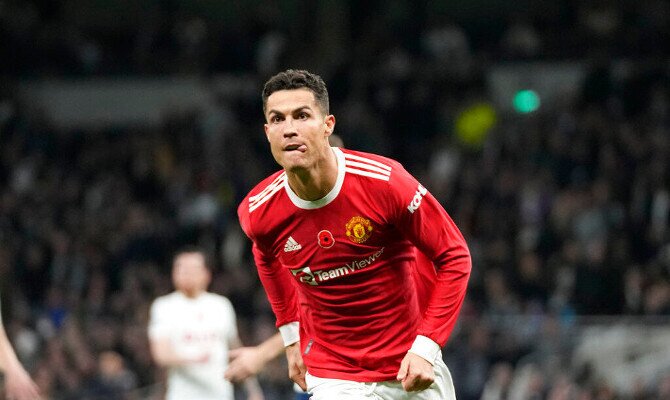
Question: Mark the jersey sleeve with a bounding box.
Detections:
[386,164,471,349]
[238,200,300,331]
[148,299,171,339]
[251,242,300,329]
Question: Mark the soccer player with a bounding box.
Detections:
[148,246,264,400]
[237,69,471,399]
[0,305,41,400]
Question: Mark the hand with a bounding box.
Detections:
[5,365,42,400]
[285,343,307,391]
[396,352,435,392]
[225,347,266,382]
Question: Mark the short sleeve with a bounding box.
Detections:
[221,297,239,343]
[147,299,171,339]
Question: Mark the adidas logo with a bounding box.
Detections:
[284,236,302,252]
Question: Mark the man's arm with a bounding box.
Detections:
[227,336,266,400]
[249,243,307,389]
[252,243,300,329]
[239,203,304,389]
[238,204,300,330]
[225,333,284,381]
[148,336,209,367]
[225,332,307,392]
[225,333,307,392]
[0,323,41,400]
[388,168,471,392]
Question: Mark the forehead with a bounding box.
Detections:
[266,89,318,114]
[174,252,206,268]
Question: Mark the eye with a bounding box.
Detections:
[298,112,309,120]
[270,115,284,123]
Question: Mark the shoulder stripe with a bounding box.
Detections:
[249,174,286,213]
[249,172,286,202]
[345,159,391,177]
[345,167,390,181]
[249,180,285,213]
[344,153,392,171]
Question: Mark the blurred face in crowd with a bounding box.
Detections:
[172,252,210,297]
[264,88,336,174]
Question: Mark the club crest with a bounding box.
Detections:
[345,216,373,243]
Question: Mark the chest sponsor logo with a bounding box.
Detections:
[345,216,373,243]
[407,184,428,214]
[181,331,220,343]
[289,266,318,285]
[289,247,384,286]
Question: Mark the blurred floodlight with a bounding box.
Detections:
[455,102,497,148]
[513,89,541,113]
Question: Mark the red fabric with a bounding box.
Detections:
[238,148,470,381]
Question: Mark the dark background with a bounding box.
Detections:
[1,1,669,399]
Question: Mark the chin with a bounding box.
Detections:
[284,163,308,174]
[281,156,309,172]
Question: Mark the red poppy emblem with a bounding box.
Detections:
[317,230,335,248]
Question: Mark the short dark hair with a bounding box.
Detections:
[172,245,213,271]
[262,69,329,116]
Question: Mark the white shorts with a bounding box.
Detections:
[305,355,456,400]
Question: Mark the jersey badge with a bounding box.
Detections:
[345,216,373,243]
[318,230,335,248]
[407,184,428,214]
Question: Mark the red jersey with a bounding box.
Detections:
[238,148,470,381]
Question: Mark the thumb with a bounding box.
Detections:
[396,357,409,381]
[296,374,307,391]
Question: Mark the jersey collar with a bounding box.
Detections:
[284,147,345,210]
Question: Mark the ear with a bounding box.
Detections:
[264,123,270,142]
[324,114,336,137]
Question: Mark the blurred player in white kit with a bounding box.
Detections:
[148,246,263,400]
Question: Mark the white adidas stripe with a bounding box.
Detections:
[250,173,286,202]
[249,182,284,210]
[344,153,392,181]
[345,167,390,181]
[249,172,286,202]
[345,159,391,176]
[249,175,286,213]
[344,153,392,171]
[249,182,284,212]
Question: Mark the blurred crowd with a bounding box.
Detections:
[1,0,670,399]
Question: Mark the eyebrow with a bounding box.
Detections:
[267,106,312,117]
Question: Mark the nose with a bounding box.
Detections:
[283,117,297,137]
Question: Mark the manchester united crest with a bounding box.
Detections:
[345,216,373,243]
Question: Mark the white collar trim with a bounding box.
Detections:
[284,147,345,210]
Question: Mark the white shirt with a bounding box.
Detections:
[148,291,237,400]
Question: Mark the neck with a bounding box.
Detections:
[286,148,338,201]
[181,289,203,298]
